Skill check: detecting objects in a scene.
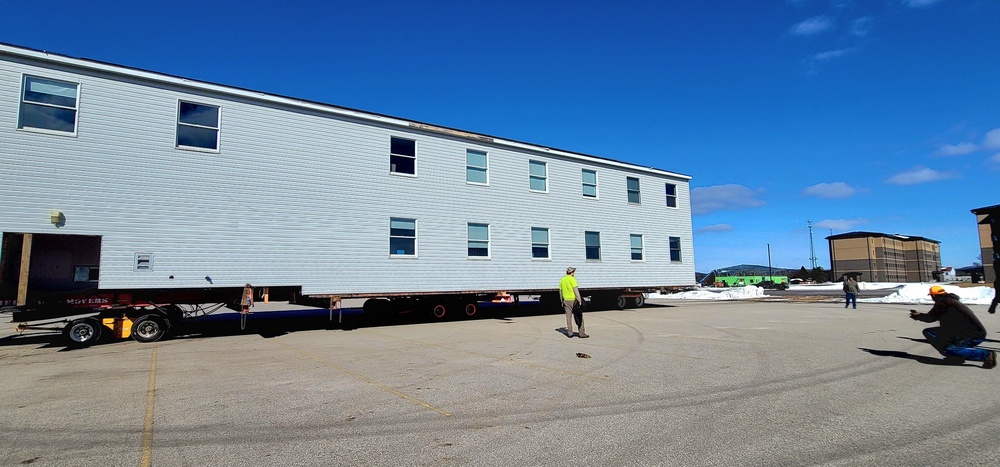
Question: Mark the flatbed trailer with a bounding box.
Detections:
[4,285,690,346]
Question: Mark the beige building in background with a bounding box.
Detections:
[972,204,999,285]
[827,232,940,283]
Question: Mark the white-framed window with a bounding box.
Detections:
[531,227,550,259]
[669,237,682,262]
[18,75,80,134]
[468,223,490,258]
[585,231,601,261]
[666,183,677,208]
[176,101,220,151]
[390,218,417,256]
[134,253,154,271]
[630,234,644,261]
[582,169,598,198]
[627,177,641,204]
[467,149,488,184]
[529,160,547,192]
[390,137,416,175]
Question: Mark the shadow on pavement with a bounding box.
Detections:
[859,347,973,367]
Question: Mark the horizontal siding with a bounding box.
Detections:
[0,52,695,295]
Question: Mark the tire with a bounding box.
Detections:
[464,302,478,317]
[63,318,103,346]
[634,295,645,307]
[431,304,447,319]
[132,314,169,343]
[616,295,628,310]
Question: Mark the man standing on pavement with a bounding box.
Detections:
[909,285,996,369]
[843,276,860,309]
[560,267,588,338]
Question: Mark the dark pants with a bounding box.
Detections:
[922,327,990,361]
[844,293,856,308]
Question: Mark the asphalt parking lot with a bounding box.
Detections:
[2,298,999,466]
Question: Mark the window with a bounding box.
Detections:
[74,266,99,282]
[390,137,416,175]
[627,177,641,204]
[18,76,79,134]
[531,227,550,259]
[134,253,153,271]
[466,149,488,184]
[176,101,220,150]
[468,223,490,258]
[630,234,644,261]
[529,160,547,192]
[582,169,598,198]
[666,183,677,208]
[389,218,417,256]
[585,231,601,260]
[669,237,682,262]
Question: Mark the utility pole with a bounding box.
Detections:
[808,220,818,269]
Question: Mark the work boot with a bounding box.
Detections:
[984,351,997,370]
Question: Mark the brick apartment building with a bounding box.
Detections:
[827,232,940,283]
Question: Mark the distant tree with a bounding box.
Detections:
[808,267,829,283]
[794,266,809,280]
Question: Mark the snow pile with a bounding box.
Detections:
[860,283,997,305]
[653,286,766,300]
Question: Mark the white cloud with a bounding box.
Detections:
[990,153,1000,164]
[982,128,1000,149]
[814,218,868,231]
[903,0,943,8]
[886,166,959,185]
[789,16,834,36]
[812,48,856,61]
[690,184,766,215]
[802,182,857,199]
[937,141,979,156]
[696,224,733,234]
[850,16,874,37]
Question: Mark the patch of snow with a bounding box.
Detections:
[859,283,996,305]
[652,285,766,300]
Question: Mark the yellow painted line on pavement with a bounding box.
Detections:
[140,346,158,467]
[280,342,451,417]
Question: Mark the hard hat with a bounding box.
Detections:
[928,285,947,296]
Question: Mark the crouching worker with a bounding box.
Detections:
[909,285,996,369]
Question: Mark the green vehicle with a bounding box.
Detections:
[714,275,789,290]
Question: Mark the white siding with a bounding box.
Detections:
[0,46,695,295]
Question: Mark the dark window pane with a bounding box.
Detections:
[391,155,415,174]
[532,246,549,258]
[586,246,601,260]
[177,125,218,149]
[23,77,77,107]
[391,137,415,156]
[632,251,643,260]
[468,247,489,257]
[390,238,415,255]
[19,103,76,132]
[179,102,219,127]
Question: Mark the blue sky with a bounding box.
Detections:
[4,0,999,273]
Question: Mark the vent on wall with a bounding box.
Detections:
[134,253,153,271]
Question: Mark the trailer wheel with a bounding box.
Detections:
[133,315,168,343]
[432,304,447,319]
[634,295,645,307]
[464,302,478,317]
[63,318,103,346]
[616,295,628,310]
